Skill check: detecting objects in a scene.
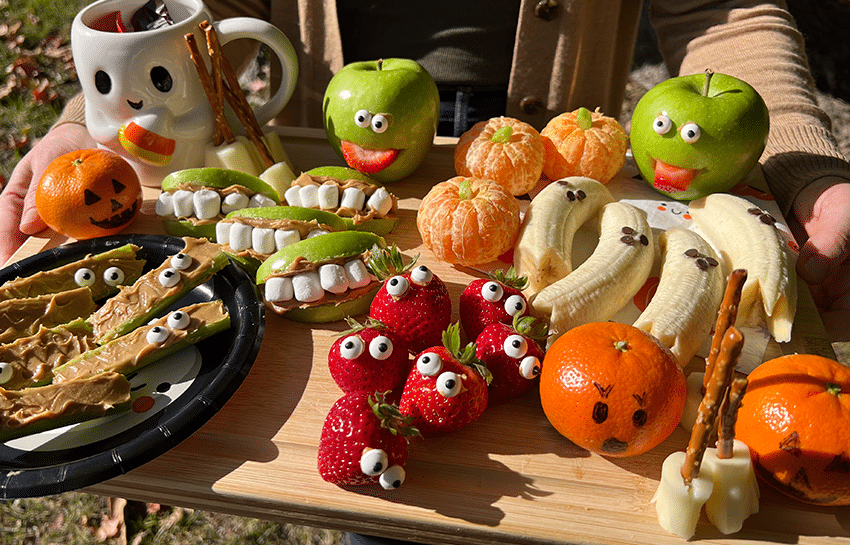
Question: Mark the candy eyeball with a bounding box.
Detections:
[146,325,170,344]
[379,465,406,490]
[103,266,125,287]
[503,334,528,359]
[74,267,96,287]
[481,281,503,302]
[369,335,394,361]
[354,109,372,128]
[410,265,433,286]
[680,122,701,143]
[167,310,191,330]
[0,362,13,385]
[386,275,409,297]
[360,448,389,476]
[436,371,462,397]
[653,113,673,135]
[371,114,389,134]
[416,352,442,376]
[504,294,526,316]
[158,267,181,288]
[170,253,192,270]
[340,335,365,359]
[519,355,541,379]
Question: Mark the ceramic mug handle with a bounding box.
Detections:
[212,17,299,126]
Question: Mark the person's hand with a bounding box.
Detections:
[791,176,850,342]
[0,123,96,265]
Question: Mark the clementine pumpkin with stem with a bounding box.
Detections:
[454,116,546,196]
[736,353,850,506]
[541,106,627,184]
[539,321,686,457]
[417,176,520,266]
[36,148,142,240]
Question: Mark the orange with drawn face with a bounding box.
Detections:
[539,321,686,457]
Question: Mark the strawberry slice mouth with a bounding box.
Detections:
[340,140,400,174]
[118,122,176,166]
[651,159,699,195]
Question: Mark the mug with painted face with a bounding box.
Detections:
[71,0,298,186]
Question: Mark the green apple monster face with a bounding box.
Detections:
[630,71,770,201]
[323,58,440,183]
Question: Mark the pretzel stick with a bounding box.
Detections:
[704,269,747,388]
[184,32,234,146]
[681,325,744,484]
[717,376,748,459]
[201,21,275,168]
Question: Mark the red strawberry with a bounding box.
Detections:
[475,314,547,404]
[317,391,419,489]
[341,140,399,174]
[399,323,491,437]
[328,317,411,395]
[369,246,452,354]
[459,268,530,341]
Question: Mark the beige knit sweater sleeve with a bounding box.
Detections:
[651,0,850,214]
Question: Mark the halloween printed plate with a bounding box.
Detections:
[0,234,264,498]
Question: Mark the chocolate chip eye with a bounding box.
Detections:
[379,465,406,490]
[503,334,528,359]
[436,371,462,397]
[146,325,170,344]
[170,253,192,270]
[481,281,503,303]
[504,294,527,316]
[150,66,173,93]
[633,409,648,427]
[0,362,13,385]
[95,70,111,94]
[416,352,442,376]
[102,266,125,287]
[158,267,181,288]
[340,335,365,359]
[592,401,608,424]
[680,122,701,143]
[371,114,389,133]
[519,356,541,379]
[386,275,409,297]
[369,335,393,360]
[354,109,372,128]
[167,310,191,330]
[410,265,433,285]
[653,114,672,135]
[74,267,96,287]
[360,448,388,476]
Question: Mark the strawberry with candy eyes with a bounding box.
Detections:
[328,317,411,394]
[399,324,492,437]
[317,391,419,489]
[475,314,547,404]
[459,268,530,341]
[368,246,451,354]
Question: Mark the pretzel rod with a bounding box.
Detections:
[681,325,744,484]
[717,376,748,459]
[201,21,275,168]
[704,268,747,388]
[184,32,234,146]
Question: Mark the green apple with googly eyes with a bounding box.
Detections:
[630,70,770,201]
[323,58,440,183]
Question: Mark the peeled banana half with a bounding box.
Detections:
[688,193,797,342]
[513,177,614,295]
[531,201,655,347]
[633,228,724,368]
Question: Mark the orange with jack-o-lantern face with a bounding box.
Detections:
[36,148,142,240]
[539,321,686,457]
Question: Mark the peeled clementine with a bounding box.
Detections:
[417,176,520,266]
[454,116,545,196]
[736,354,850,506]
[539,321,686,457]
[36,148,142,240]
[541,107,627,184]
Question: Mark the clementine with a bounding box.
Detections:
[539,321,686,457]
[36,148,142,240]
[540,107,627,184]
[417,176,520,266]
[454,116,545,196]
[736,354,850,506]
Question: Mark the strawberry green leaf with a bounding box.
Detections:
[488,267,529,291]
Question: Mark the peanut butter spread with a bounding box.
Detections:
[0,244,144,302]
[0,372,130,432]
[0,319,96,390]
[0,287,96,345]
[55,300,229,383]
[88,238,225,341]
[292,173,399,223]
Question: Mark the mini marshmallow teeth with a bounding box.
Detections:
[156,186,277,222]
[285,174,397,225]
[530,201,655,347]
[689,193,797,342]
[514,177,614,295]
[633,228,724,368]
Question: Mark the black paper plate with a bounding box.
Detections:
[0,234,264,498]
